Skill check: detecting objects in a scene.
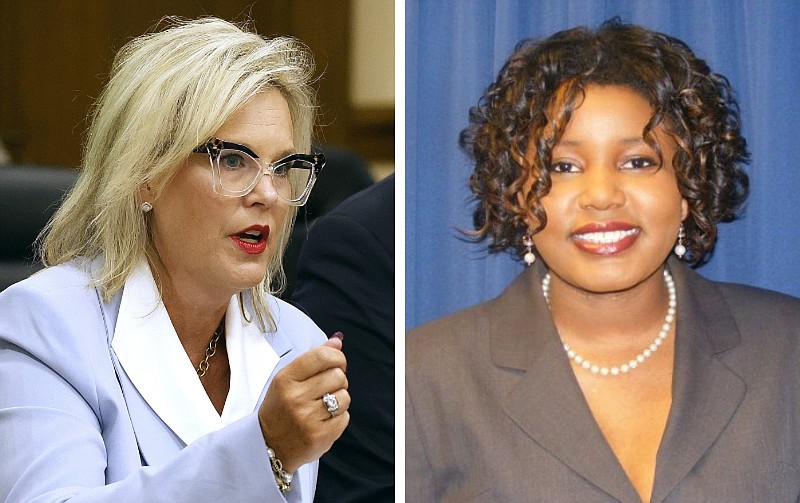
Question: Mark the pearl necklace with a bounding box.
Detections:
[541,269,676,377]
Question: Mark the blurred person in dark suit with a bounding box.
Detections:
[293,174,394,503]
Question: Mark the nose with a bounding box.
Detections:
[577,166,626,211]
[244,170,280,206]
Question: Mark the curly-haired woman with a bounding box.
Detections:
[407,19,800,503]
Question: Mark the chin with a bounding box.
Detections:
[228,264,269,291]
[596,268,661,293]
[240,272,269,290]
[558,263,640,294]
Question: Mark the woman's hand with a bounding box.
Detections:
[258,336,350,473]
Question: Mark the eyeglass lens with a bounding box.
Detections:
[215,149,314,201]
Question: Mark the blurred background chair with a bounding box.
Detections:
[0,165,78,290]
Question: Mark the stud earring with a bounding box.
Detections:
[674,224,686,258]
[522,234,536,266]
[140,202,153,213]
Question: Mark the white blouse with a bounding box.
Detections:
[112,261,280,445]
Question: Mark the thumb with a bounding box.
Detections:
[322,332,343,350]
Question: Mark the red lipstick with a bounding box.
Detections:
[231,225,270,255]
[570,221,640,255]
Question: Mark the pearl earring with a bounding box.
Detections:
[674,224,686,258]
[140,202,153,213]
[522,234,536,266]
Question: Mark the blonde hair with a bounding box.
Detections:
[41,17,317,330]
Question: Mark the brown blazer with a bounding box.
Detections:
[406,259,800,502]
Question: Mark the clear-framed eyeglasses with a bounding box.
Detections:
[192,138,325,206]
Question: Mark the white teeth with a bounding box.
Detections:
[574,229,638,244]
[239,230,262,243]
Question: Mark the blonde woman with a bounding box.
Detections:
[0,18,348,502]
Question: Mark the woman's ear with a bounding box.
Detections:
[138,184,155,213]
[680,197,689,221]
[139,183,154,202]
[515,191,538,231]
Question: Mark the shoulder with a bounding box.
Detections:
[407,266,544,372]
[0,259,112,393]
[408,302,490,346]
[2,259,95,296]
[682,266,800,354]
[718,281,800,314]
[716,280,800,333]
[327,174,394,220]
[407,300,493,374]
[675,261,800,332]
[0,260,102,329]
[310,175,394,252]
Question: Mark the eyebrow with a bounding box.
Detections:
[274,148,298,161]
[219,140,259,158]
[219,140,297,161]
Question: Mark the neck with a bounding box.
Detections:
[546,266,670,351]
[159,275,230,358]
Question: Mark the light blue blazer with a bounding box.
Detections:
[0,259,325,502]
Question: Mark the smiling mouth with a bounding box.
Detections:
[572,229,639,244]
[570,226,641,255]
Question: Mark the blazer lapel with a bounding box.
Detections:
[96,285,186,467]
[110,350,188,467]
[493,266,642,503]
[96,272,288,468]
[651,262,745,503]
[493,262,746,503]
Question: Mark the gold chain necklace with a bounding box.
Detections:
[196,321,224,378]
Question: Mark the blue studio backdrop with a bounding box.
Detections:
[406,0,800,329]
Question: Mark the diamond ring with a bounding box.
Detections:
[322,393,340,417]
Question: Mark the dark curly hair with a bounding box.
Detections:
[461,18,749,265]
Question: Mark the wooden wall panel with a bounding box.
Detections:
[1,1,115,166]
[0,0,392,169]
